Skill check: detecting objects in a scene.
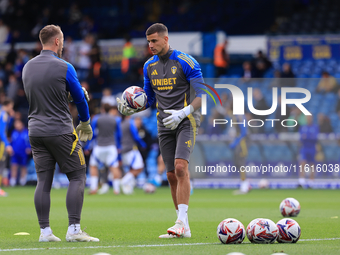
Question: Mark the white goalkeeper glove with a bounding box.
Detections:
[68,87,90,102]
[116,97,137,116]
[75,119,93,142]
[163,105,194,130]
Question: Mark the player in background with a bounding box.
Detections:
[299,115,318,188]
[9,119,31,187]
[87,103,121,195]
[120,115,146,194]
[0,99,14,197]
[148,143,166,187]
[228,115,249,195]
[133,116,154,182]
[22,25,98,242]
[117,23,204,238]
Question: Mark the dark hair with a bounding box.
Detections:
[39,25,62,45]
[146,23,168,36]
[102,103,112,113]
[2,98,13,106]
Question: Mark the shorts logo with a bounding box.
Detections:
[171,66,177,74]
[151,69,158,75]
[185,140,192,148]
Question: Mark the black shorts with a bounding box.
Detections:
[158,118,197,172]
[29,132,86,173]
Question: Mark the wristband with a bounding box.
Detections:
[183,105,194,116]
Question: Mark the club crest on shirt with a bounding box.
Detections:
[171,66,177,74]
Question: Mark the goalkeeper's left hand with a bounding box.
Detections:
[116,98,137,116]
[163,105,194,130]
[75,119,93,142]
[68,87,90,102]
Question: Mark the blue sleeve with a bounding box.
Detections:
[178,53,205,98]
[299,126,304,141]
[83,117,98,150]
[10,131,15,146]
[25,129,31,149]
[0,113,9,147]
[143,62,156,109]
[129,119,146,148]
[115,118,122,150]
[310,126,319,142]
[65,62,90,122]
[91,116,98,140]
[230,118,247,149]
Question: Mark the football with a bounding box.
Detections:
[143,183,156,193]
[280,198,301,217]
[121,86,147,110]
[217,218,245,244]
[250,219,278,244]
[246,218,262,243]
[258,179,269,189]
[276,218,301,243]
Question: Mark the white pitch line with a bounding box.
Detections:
[0,243,212,252]
[1,238,340,252]
[299,238,340,242]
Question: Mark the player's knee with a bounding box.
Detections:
[174,160,188,178]
[167,171,177,183]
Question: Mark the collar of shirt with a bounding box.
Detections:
[40,50,57,56]
[159,47,173,62]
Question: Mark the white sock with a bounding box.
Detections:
[113,179,120,193]
[240,180,249,193]
[176,209,189,229]
[298,178,306,185]
[177,204,188,226]
[100,183,109,189]
[68,224,80,235]
[9,178,16,187]
[90,176,98,191]
[19,177,27,186]
[121,172,134,185]
[41,227,52,236]
[154,174,162,185]
[186,214,190,231]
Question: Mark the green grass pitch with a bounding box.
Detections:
[0,187,339,255]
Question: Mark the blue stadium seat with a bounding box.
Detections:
[247,145,263,162]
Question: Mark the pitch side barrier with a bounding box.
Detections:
[189,133,340,189]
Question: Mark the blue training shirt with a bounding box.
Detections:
[0,110,10,147]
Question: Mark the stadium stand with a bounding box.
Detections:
[0,0,339,187]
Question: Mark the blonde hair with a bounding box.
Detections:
[39,25,62,45]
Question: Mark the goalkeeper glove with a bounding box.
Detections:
[68,87,90,102]
[75,119,93,142]
[116,97,137,116]
[163,105,194,130]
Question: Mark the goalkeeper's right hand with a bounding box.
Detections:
[75,119,93,142]
[116,98,137,116]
